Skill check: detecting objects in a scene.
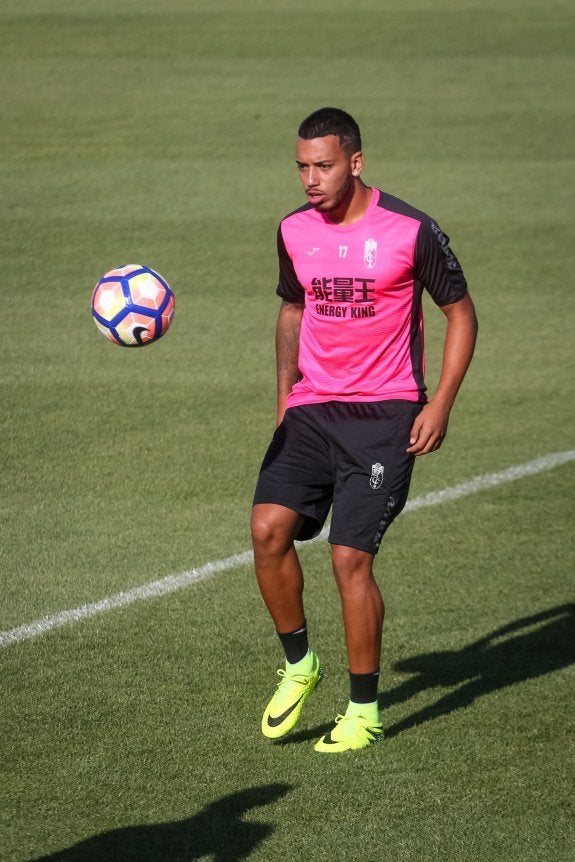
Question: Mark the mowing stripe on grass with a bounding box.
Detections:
[1,450,573,648]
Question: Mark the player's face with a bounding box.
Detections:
[296,135,362,218]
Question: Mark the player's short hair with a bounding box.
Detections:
[298,107,362,153]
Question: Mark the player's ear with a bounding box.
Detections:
[351,151,364,177]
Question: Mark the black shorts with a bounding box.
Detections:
[253,400,422,555]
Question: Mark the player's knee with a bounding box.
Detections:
[251,504,298,555]
[331,544,374,585]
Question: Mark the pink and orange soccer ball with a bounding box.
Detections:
[91,264,175,347]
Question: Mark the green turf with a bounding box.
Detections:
[1,0,574,859]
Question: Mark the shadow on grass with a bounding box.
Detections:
[273,721,334,746]
[380,602,575,737]
[31,783,292,862]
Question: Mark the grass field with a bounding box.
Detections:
[1,0,574,859]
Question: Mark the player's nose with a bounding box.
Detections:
[306,167,319,187]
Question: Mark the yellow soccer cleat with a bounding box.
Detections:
[314,712,383,753]
[262,651,323,739]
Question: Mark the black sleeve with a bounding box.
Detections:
[275,223,305,303]
[414,219,468,307]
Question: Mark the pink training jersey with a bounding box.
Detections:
[277,187,468,407]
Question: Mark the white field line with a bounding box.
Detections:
[1,450,574,649]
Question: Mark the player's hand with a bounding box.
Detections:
[406,401,451,456]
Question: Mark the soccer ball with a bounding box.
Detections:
[91,264,175,347]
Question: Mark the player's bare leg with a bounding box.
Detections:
[331,544,384,674]
[251,503,306,632]
[314,544,384,752]
[251,503,323,739]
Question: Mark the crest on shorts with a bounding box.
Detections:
[364,238,378,269]
[369,461,385,490]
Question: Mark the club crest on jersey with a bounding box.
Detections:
[369,462,385,490]
[363,238,378,269]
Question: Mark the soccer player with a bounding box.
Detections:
[251,107,478,753]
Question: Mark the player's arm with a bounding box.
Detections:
[407,293,478,455]
[276,300,304,426]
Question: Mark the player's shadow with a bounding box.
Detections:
[380,602,575,737]
[31,783,292,862]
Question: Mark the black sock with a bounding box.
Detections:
[277,623,309,664]
[349,670,380,703]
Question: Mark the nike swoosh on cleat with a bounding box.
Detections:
[266,696,304,728]
[321,727,382,746]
